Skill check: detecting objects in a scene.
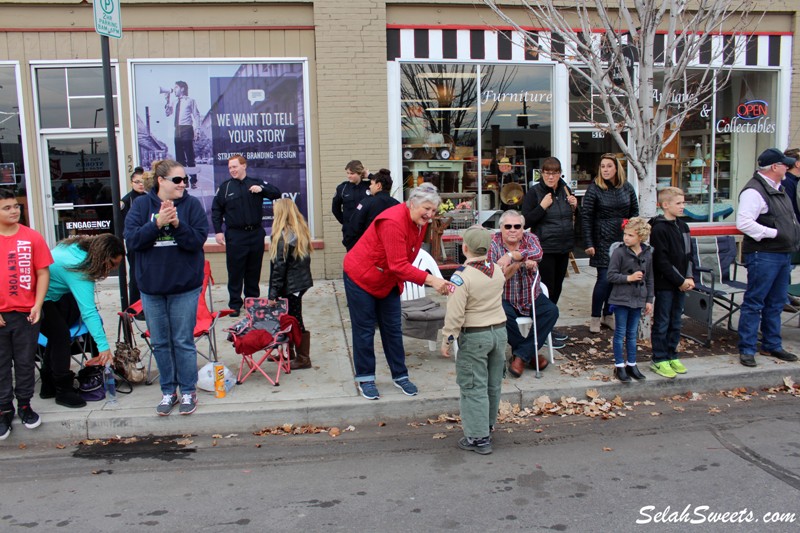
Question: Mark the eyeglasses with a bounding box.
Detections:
[503,224,523,230]
[131,180,144,185]
[542,170,562,176]
[163,175,189,185]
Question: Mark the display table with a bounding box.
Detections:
[406,160,467,192]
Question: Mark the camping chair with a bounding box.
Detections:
[515,271,555,378]
[228,297,293,386]
[783,252,800,327]
[119,260,231,385]
[37,318,98,370]
[682,235,747,346]
[400,249,447,351]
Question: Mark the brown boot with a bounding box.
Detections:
[290,331,312,370]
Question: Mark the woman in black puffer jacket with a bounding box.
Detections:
[581,154,639,333]
[268,199,314,369]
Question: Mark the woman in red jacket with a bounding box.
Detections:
[343,183,452,400]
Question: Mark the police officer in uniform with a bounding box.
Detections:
[212,155,281,316]
[332,160,370,247]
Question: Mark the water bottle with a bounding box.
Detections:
[104,363,117,404]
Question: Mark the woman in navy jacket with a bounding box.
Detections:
[124,159,208,417]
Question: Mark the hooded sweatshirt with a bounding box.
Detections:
[124,189,208,295]
[648,215,693,291]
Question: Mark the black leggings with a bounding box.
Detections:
[39,294,82,380]
[284,290,307,332]
[538,253,569,305]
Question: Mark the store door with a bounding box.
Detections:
[41,135,117,246]
[568,128,629,195]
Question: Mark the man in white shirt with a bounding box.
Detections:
[735,148,800,367]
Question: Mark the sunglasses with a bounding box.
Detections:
[163,175,189,185]
[503,224,523,230]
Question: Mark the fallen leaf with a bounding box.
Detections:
[176,438,193,446]
[586,388,599,399]
[224,433,238,439]
[345,425,356,432]
[55,444,66,449]
[784,376,795,389]
[603,447,613,452]
[254,443,261,448]
[212,434,223,439]
[432,433,448,439]
[534,428,543,433]
[328,427,341,438]
[673,406,685,412]
[282,423,293,433]
[212,440,218,447]
[650,412,662,416]
[18,443,26,450]
[378,421,386,427]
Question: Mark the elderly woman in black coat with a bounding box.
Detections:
[581,153,639,333]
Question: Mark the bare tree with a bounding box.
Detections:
[484,0,759,216]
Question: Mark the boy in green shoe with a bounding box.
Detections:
[648,187,694,378]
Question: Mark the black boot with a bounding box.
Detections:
[39,367,56,399]
[615,366,631,383]
[55,373,86,408]
[626,364,646,380]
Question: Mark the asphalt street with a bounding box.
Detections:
[2,390,798,532]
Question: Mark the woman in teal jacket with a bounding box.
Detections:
[40,233,125,408]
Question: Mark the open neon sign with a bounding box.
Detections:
[736,100,768,120]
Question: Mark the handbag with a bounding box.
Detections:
[114,316,147,384]
[114,341,147,384]
[77,365,106,402]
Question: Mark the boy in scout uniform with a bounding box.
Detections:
[441,226,507,455]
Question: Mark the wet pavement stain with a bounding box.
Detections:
[72,435,197,462]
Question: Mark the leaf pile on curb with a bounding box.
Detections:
[718,387,757,401]
[78,436,144,446]
[253,424,354,438]
[495,389,632,423]
[764,376,800,398]
[408,413,460,428]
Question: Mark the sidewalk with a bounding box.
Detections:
[14,266,800,443]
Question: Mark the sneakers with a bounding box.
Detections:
[552,330,568,342]
[650,361,677,378]
[549,337,566,350]
[358,381,380,400]
[18,404,41,429]
[458,436,493,455]
[669,359,687,374]
[156,393,179,416]
[393,378,418,396]
[0,409,13,440]
[179,393,198,415]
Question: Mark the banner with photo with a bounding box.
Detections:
[130,60,309,236]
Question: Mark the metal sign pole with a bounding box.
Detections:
[101,35,128,311]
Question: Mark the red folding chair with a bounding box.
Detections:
[119,260,231,385]
[228,297,294,386]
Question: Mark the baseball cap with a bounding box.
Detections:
[462,226,491,255]
[758,148,796,168]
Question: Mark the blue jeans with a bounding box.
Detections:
[612,305,641,365]
[591,267,613,317]
[738,251,791,355]
[344,273,408,383]
[651,289,686,364]
[141,286,202,395]
[502,293,559,363]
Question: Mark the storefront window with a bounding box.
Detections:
[0,65,29,225]
[36,67,118,129]
[399,63,553,210]
[130,60,309,236]
[667,69,778,222]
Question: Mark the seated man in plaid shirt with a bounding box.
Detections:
[487,210,559,378]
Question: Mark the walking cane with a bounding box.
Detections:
[532,269,541,379]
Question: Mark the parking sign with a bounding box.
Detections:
[94,0,122,39]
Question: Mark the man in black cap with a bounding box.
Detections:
[212,155,281,317]
[736,148,800,367]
